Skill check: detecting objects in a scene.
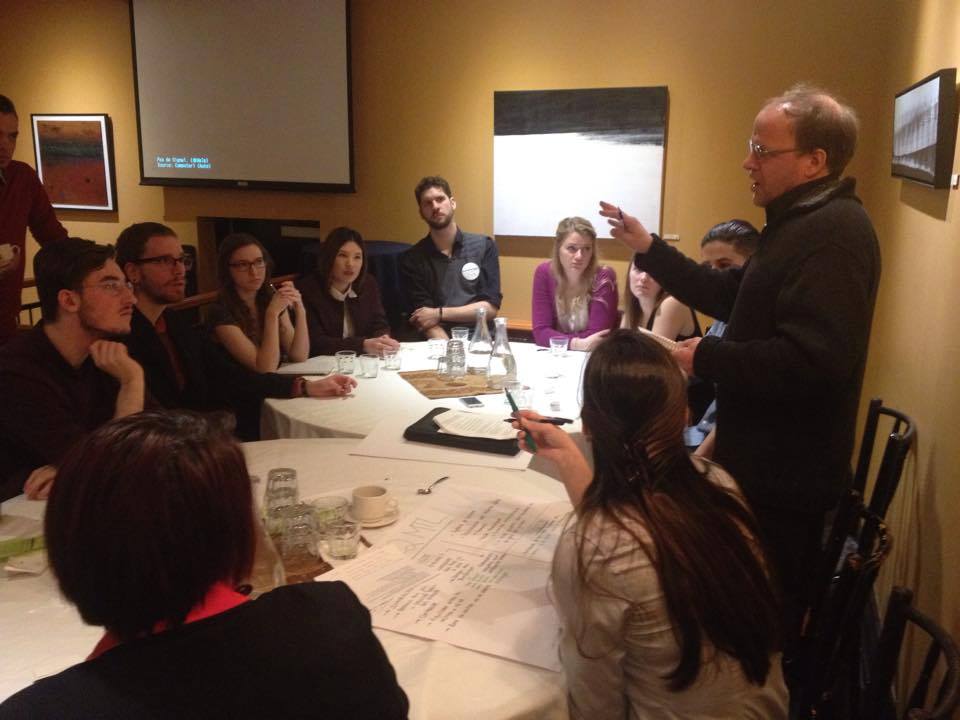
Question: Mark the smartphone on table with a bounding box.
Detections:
[459,396,484,408]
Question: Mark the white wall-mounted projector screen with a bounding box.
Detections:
[131,0,353,191]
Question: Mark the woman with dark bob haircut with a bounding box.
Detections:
[0,411,408,719]
[296,226,400,357]
[513,331,787,718]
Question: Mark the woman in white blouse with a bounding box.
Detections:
[513,330,787,719]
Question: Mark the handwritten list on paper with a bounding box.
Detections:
[320,488,572,670]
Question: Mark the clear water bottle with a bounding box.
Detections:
[487,317,517,389]
[467,307,492,375]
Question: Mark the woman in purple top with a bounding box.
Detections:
[531,217,619,350]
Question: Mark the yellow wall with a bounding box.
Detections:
[858,0,960,673]
[4,0,959,663]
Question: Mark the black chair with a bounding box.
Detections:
[852,398,916,521]
[861,586,960,720]
[794,495,892,719]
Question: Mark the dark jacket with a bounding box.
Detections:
[636,177,881,513]
[296,273,390,356]
[0,582,409,719]
[124,307,294,437]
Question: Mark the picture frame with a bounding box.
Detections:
[30,113,118,211]
[891,68,958,189]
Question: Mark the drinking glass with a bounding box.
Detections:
[504,380,531,409]
[451,326,470,343]
[265,468,299,535]
[326,520,361,560]
[444,340,466,379]
[359,353,379,378]
[549,336,569,357]
[335,350,356,374]
[383,348,401,370]
[427,338,447,359]
[308,495,350,531]
[278,503,320,560]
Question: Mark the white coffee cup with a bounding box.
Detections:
[0,244,20,266]
[351,485,398,522]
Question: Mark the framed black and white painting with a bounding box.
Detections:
[494,87,668,237]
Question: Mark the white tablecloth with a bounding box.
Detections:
[262,341,587,440]
[0,439,570,719]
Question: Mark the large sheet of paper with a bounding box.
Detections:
[351,412,533,471]
[320,487,571,670]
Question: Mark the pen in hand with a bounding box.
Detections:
[502,416,572,426]
[504,390,537,452]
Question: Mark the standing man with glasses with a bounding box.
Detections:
[600,84,881,660]
[116,222,354,440]
[0,94,69,345]
[0,238,145,501]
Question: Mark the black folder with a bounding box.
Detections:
[403,407,521,456]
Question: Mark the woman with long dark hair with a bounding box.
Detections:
[296,227,399,357]
[0,411,408,718]
[621,263,700,342]
[514,330,786,718]
[209,233,309,372]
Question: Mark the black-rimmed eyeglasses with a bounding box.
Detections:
[134,254,194,270]
[228,258,266,272]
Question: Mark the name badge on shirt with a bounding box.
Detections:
[461,262,480,281]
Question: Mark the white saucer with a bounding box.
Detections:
[348,508,399,528]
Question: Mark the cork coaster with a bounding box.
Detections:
[398,370,502,399]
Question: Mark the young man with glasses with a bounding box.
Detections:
[601,84,881,663]
[115,222,354,440]
[0,238,145,501]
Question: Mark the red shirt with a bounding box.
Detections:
[87,581,249,660]
[0,160,68,343]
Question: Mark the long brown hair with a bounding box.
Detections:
[567,330,780,690]
[622,262,667,330]
[215,233,275,343]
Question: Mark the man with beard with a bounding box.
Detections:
[399,176,502,338]
[115,223,355,439]
[0,238,145,501]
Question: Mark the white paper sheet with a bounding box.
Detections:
[320,487,570,670]
[433,410,517,440]
[351,412,533,471]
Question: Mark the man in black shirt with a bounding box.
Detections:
[601,84,881,650]
[399,176,502,338]
[0,238,145,501]
[115,222,355,439]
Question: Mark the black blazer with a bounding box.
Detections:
[124,307,294,414]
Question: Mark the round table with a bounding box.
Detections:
[262,341,588,439]
[0,439,570,719]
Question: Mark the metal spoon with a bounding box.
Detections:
[417,476,450,495]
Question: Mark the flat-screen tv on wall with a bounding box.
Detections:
[892,68,957,189]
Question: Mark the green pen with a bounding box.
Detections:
[505,389,537,453]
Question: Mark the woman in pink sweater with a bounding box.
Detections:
[531,217,619,350]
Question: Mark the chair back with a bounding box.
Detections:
[795,496,892,718]
[852,398,916,519]
[861,586,960,720]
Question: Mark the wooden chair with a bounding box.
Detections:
[860,586,960,720]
